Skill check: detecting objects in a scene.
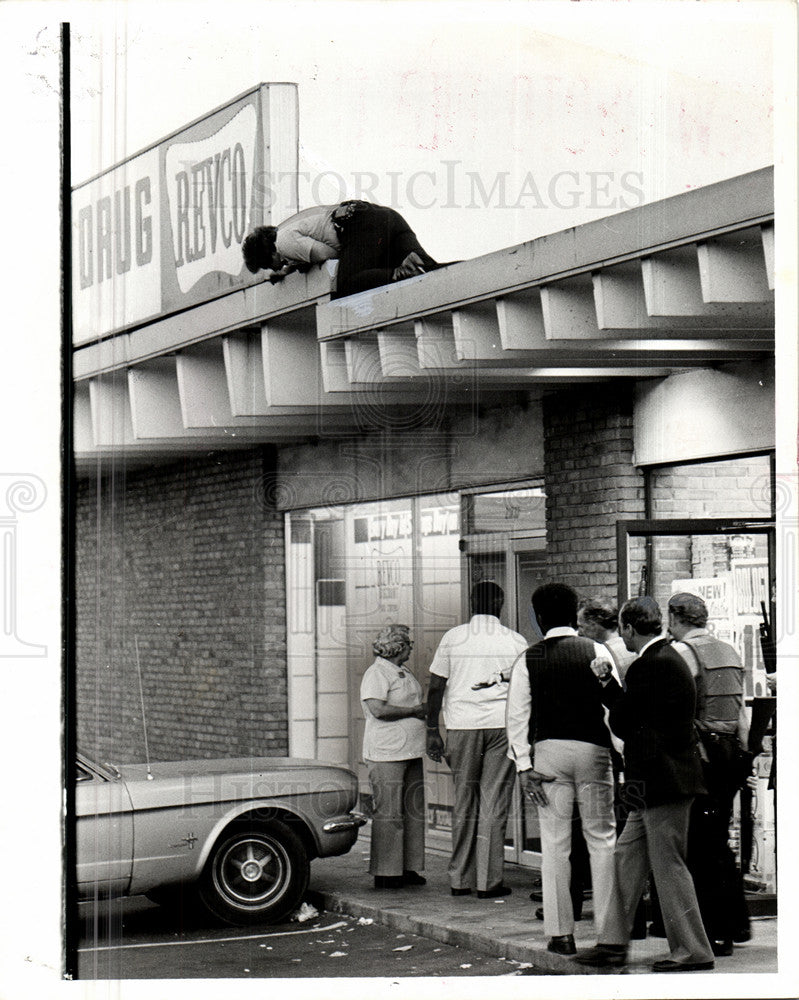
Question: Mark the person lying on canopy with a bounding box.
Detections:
[241,200,444,298]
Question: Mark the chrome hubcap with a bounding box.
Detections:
[214,833,290,908]
[241,859,263,882]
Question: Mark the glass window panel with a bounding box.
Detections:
[625,531,772,696]
[516,548,547,645]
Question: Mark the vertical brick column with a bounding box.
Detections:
[75,447,288,763]
[543,386,645,601]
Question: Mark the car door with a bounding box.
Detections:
[75,757,134,896]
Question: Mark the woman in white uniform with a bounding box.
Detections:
[360,624,427,889]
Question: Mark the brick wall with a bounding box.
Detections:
[543,386,645,601]
[648,456,772,519]
[75,448,287,764]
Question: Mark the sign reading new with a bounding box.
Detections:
[72,84,298,344]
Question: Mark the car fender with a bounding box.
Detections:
[129,795,320,895]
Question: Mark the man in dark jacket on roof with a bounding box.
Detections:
[241,201,441,297]
[575,596,715,973]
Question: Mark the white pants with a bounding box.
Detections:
[534,739,617,938]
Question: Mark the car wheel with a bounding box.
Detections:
[198,819,310,925]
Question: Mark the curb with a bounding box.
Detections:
[307,889,578,975]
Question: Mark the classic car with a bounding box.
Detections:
[76,752,366,925]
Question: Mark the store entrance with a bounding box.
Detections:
[618,516,777,892]
[460,484,548,867]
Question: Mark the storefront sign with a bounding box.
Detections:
[672,574,733,640]
[672,564,769,691]
[72,84,298,344]
[353,511,413,543]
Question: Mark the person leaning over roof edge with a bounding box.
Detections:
[241,200,446,296]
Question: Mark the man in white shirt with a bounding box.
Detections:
[426,582,527,898]
[506,582,618,956]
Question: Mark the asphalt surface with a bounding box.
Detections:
[76,897,541,979]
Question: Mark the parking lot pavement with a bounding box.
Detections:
[309,825,778,976]
[76,897,536,979]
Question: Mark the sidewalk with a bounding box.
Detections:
[308,825,777,976]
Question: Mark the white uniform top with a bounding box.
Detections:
[275,205,340,264]
[361,657,426,762]
[429,615,528,730]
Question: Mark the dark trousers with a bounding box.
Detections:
[332,203,439,298]
[366,757,426,877]
[687,773,750,943]
[445,728,515,892]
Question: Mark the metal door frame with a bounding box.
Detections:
[616,517,775,614]
[459,533,546,866]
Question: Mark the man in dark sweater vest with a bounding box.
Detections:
[576,596,715,973]
[506,583,618,957]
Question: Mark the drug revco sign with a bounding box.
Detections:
[72,83,298,344]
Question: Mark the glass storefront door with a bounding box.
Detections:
[617,517,777,891]
[460,484,547,865]
[617,518,775,693]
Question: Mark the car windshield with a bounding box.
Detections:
[77,754,120,781]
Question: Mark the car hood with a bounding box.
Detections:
[113,757,359,812]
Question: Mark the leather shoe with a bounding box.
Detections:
[574,944,627,967]
[652,958,715,972]
[547,934,576,956]
[374,875,404,889]
[477,885,512,899]
[403,870,427,885]
[450,887,472,896]
[732,928,751,943]
[712,940,733,957]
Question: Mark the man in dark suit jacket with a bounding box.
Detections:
[575,597,715,973]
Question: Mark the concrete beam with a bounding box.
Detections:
[452,302,536,363]
[88,373,136,447]
[73,263,334,378]
[128,358,220,439]
[74,440,258,478]
[128,358,334,441]
[177,342,359,433]
[696,227,773,303]
[74,382,95,452]
[642,245,774,323]
[495,291,547,350]
[377,327,423,377]
[540,274,598,340]
[592,260,771,335]
[316,168,774,340]
[761,223,775,290]
[224,329,376,415]
[344,333,422,385]
[498,291,772,363]
[223,327,370,416]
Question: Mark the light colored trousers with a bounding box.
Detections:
[445,728,515,892]
[534,739,617,939]
[366,757,426,877]
[602,798,714,965]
